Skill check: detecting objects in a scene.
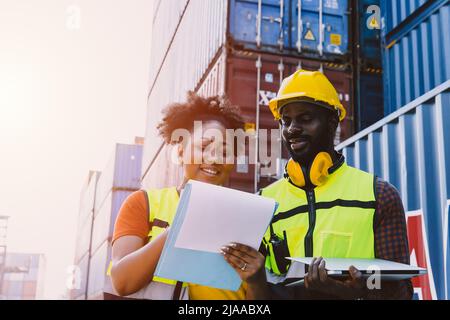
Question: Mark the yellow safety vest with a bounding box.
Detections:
[261,161,376,275]
[106,187,188,299]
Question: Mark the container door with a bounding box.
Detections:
[290,0,349,58]
[229,0,287,51]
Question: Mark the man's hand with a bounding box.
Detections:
[304,257,366,299]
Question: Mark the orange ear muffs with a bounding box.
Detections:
[285,152,333,187]
[309,152,333,186]
[286,158,305,187]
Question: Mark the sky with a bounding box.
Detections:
[0,0,153,298]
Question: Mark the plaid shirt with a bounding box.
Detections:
[366,178,413,299]
[267,177,413,300]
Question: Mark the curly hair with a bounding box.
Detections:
[157,91,245,144]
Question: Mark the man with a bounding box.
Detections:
[222,70,413,299]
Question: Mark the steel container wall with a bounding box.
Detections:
[74,217,93,263]
[337,80,450,300]
[78,171,100,229]
[74,171,100,263]
[149,0,190,86]
[381,0,450,114]
[357,0,382,64]
[91,190,133,255]
[87,240,110,299]
[382,0,434,34]
[95,144,143,213]
[288,0,350,58]
[143,0,229,171]
[356,70,384,130]
[229,0,350,60]
[2,253,45,300]
[229,0,291,52]
[71,253,89,300]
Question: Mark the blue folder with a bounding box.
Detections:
[155,182,276,291]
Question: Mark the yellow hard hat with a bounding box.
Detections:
[268,69,346,122]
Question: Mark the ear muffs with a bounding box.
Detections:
[285,152,333,187]
[286,158,305,187]
[309,152,333,186]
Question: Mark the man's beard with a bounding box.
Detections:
[284,129,332,165]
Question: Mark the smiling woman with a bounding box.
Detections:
[108,92,249,300]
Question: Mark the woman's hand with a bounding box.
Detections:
[220,243,265,284]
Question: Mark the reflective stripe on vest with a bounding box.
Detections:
[261,162,376,275]
[106,187,188,299]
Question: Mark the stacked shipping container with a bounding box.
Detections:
[142,0,379,192]
[71,170,100,300]
[87,143,143,299]
[381,0,450,114]
[337,80,450,300]
[1,253,46,300]
[367,0,450,299]
[352,0,384,130]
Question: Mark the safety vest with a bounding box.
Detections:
[261,161,376,276]
[105,187,188,300]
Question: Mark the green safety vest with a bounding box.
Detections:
[106,187,188,299]
[261,161,376,275]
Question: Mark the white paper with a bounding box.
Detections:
[174,180,276,253]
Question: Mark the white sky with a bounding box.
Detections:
[0,0,153,299]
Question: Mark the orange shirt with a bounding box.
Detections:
[112,190,247,300]
[112,190,150,245]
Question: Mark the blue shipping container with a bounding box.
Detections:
[357,71,384,130]
[229,0,289,50]
[337,80,450,300]
[382,0,434,34]
[95,143,143,212]
[228,0,350,59]
[381,0,450,114]
[358,0,382,63]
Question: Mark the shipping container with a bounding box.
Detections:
[354,69,384,130]
[382,0,437,34]
[77,171,100,229]
[74,216,93,263]
[381,0,450,114]
[1,253,45,300]
[148,0,190,86]
[87,240,114,299]
[229,0,350,59]
[75,174,98,263]
[354,0,382,65]
[87,241,110,300]
[337,80,450,300]
[91,190,133,255]
[142,48,353,193]
[71,252,90,300]
[95,144,143,213]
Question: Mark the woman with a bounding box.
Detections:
[110,92,263,300]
